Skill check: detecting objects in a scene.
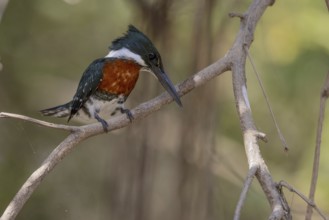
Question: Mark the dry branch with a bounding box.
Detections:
[305,72,329,220]
[278,181,328,220]
[0,50,230,220]
[0,112,80,132]
[229,0,290,219]
[234,166,257,220]
[0,0,292,219]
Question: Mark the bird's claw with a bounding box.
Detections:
[94,113,109,132]
[120,108,134,122]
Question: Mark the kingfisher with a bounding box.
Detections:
[41,25,182,131]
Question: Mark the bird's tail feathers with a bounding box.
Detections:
[40,102,71,118]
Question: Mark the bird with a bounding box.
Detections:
[40,25,182,131]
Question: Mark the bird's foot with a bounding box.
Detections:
[94,113,109,132]
[120,108,134,122]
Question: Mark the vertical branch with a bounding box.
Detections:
[231,49,287,219]
[229,0,290,219]
[305,72,329,220]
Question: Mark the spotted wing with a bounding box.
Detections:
[68,58,106,121]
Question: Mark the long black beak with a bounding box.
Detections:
[150,65,182,107]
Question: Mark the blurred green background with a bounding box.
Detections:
[0,0,329,219]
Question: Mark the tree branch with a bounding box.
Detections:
[278,181,328,220]
[0,50,230,220]
[0,112,80,132]
[234,166,257,220]
[229,0,290,219]
[305,72,329,220]
[0,0,290,219]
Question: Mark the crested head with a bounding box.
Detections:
[105,25,163,69]
[110,25,154,52]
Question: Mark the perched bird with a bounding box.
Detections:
[41,25,182,131]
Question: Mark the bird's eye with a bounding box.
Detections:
[148,53,159,66]
[149,53,156,60]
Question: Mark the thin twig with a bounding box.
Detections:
[245,46,289,152]
[305,72,329,220]
[325,0,329,11]
[278,181,328,220]
[234,166,258,220]
[0,112,80,132]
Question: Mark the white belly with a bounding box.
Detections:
[76,96,124,123]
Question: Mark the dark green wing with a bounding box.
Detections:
[68,58,106,121]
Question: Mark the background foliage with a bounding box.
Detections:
[0,0,328,219]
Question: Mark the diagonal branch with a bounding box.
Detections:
[0,50,230,220]
[279,181,328,220]
[0,132,88,220]
[234,166,258,220]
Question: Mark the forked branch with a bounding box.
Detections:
[279,181,328,220]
